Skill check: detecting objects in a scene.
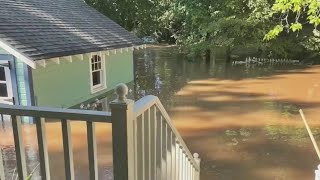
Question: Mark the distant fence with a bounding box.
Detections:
[232,57,300,66]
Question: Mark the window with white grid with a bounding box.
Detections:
[90,55,106,93]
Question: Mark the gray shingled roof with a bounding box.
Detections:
[0,0,143,61]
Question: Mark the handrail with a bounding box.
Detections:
[0,84,200,180]
[134,95,200,171]
[0,103,112,123]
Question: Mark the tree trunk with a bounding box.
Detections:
[226,46,231,63]
[205,49,211,65]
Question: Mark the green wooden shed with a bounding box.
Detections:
[0,0,145,108]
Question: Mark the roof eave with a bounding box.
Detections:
[0,39,36,69]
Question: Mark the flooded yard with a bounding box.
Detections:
[136,46,320,180]
[1,45,320,179]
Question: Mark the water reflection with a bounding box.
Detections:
[135,46,320,180]
[1,45,320,180]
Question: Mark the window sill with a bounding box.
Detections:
[91,85,106,94]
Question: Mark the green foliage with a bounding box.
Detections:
[266,0,320,40]
[264,25,284,41]
[84,0,318,57]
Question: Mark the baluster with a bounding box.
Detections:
[183,153,186,180]
[188,157,191,180]
[0,147,4,180]
[161,117,167,180]
[150,106,156,179]
[166,128,172,180]
[171,134,176,180]
[156,112,162,179]
[193,153,201,180]
[36,117,50,180]
[144,111,150,179]
[179,148,183,180]
[176,142,180,180]
[137,115,144,180]
[61,119,74,180]
[133,117,138,180]
[191,164,194,180]
[315,165,320,180]
[87,120,98,180]
[11,115,27,180]
[189,161,192,180]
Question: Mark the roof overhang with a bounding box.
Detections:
[0,39,36,69]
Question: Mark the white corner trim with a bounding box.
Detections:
[0,40,36,69]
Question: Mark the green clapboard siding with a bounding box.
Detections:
[32,51,134,108]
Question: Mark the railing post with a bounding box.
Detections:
[110,83,135,180]
[0,147,4,180]
[316,165,320,180]
[193,153,201,180]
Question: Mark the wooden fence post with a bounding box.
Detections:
[110,83,135,180]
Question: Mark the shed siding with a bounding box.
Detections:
[0,47,30,106]
[32,51,134,108]
[15,60,28,106]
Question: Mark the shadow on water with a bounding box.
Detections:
[135,45,320,180]
[2,45,320,180]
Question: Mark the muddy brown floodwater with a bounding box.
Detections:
[1,45,320,180]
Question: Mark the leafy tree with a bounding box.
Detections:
[159,0,278,58]
[265,0,320,40]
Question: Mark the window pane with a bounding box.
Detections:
[95,63,98,70]
[0,83,8,97]
[91,64,94,71]
[92,71,101,86]
[98,62,101,70]
[0,67,6,81]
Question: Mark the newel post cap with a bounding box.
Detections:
[115,83,129,102]
[110,83,134,110]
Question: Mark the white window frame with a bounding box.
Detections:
[89,52,107,94]
[0,61,13,103]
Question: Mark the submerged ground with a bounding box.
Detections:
[1,45,320,179]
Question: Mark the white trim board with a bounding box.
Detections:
[0,40,36,69]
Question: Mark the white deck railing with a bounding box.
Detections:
[133,95,200,180]
[0,83,200,180]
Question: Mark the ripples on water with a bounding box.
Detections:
[1,45,320,180]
